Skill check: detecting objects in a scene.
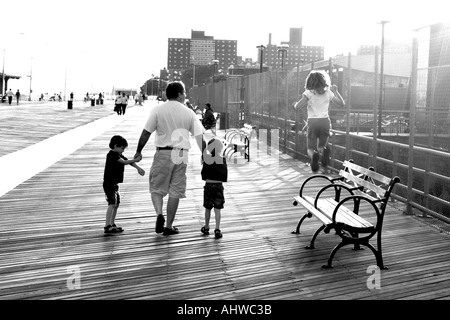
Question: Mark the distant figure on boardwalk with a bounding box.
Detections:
[293,70,345,172]
[6,89,14,105]
[134,81,206,236]
[103,135,145,234]
[202,103,216,135]
[15,90,21,105]
[134,92,140,105]
[120,92,128,115]
[85,92,89,103]
[200,138,228,239]
[114,92,122,115]
[185,100,194,111]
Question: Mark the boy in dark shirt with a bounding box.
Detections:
[200,138,228,238]
[103,135,145,234]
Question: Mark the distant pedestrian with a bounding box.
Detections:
[293,70,345,172]
[114,92,122,115]
[121,92,128,115]
[103,135,145,234]
[134,93,139,105]
[15,90,21,105]
[6,89,13,105]
[200,138,228,239]
[202,103,217,135]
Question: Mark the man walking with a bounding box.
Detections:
[134,81,206,236]
[15,90,21,105]
[6,89,14,105]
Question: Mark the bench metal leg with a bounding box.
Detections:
[322,241,350,269]
[291,212,312,234]
[306,224,325,249]
[366,242,387,270]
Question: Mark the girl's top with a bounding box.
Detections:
[303,89,335,119]
[201,155,228,182]
[103,150,127,184]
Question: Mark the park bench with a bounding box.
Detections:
[222,124,256,162]
[291,160,400,269]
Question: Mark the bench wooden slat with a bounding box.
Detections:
[293,196,332,225]
[302,196,374,232]
[339,170,386,197]
[343,160,392,185]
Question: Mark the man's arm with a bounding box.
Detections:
[195,134,206,153]
[134,129,151,159]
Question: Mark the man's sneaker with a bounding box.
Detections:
[163,226,179,235]
[311,151,320,173]
[321,147,330,167]
[155,214,165,234]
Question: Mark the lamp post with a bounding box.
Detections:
[256,45,265,73]
[277,45,288,70]
[212,59,219,82]
[378,21,389,137]
[277,45,289,150]
[27,57,33,101]
[192,63,196,88]
[2,49,5,96]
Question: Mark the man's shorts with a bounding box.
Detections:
[103,182,120,205]
[203,183,225,209]
[307,118,331,149]
[149,150,188,198]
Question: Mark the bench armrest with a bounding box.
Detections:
[314,181,359,205]
[299,175,333,197]
[332,195,381,238]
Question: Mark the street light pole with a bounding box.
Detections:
[28,57,33,101]
[2,49,5,96]
[212,59,219,81]
[378,21,389,137]
[192,63,196,88]
[256,45,265,73]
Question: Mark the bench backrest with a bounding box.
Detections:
[340,160,400,203]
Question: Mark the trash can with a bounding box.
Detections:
[91,99,95,106]
[68,100,73,109]
[96,99,99,105]
[100,99,104,105]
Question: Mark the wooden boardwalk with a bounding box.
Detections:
[0,100,449,300]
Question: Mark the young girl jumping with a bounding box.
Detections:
[293,70,345,172]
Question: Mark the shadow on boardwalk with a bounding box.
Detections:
[0,100,449,300]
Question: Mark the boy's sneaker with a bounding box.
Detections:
[321,147,330,168]
[155,214,165,234]
[214,229,223,239]
[311,151,320,173]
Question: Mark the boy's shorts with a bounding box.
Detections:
[103,182,120,205]
[149,150,188,198]
[203,183,225,209]
[307,118,331,149]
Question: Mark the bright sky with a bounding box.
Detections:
[0,0,447,98]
